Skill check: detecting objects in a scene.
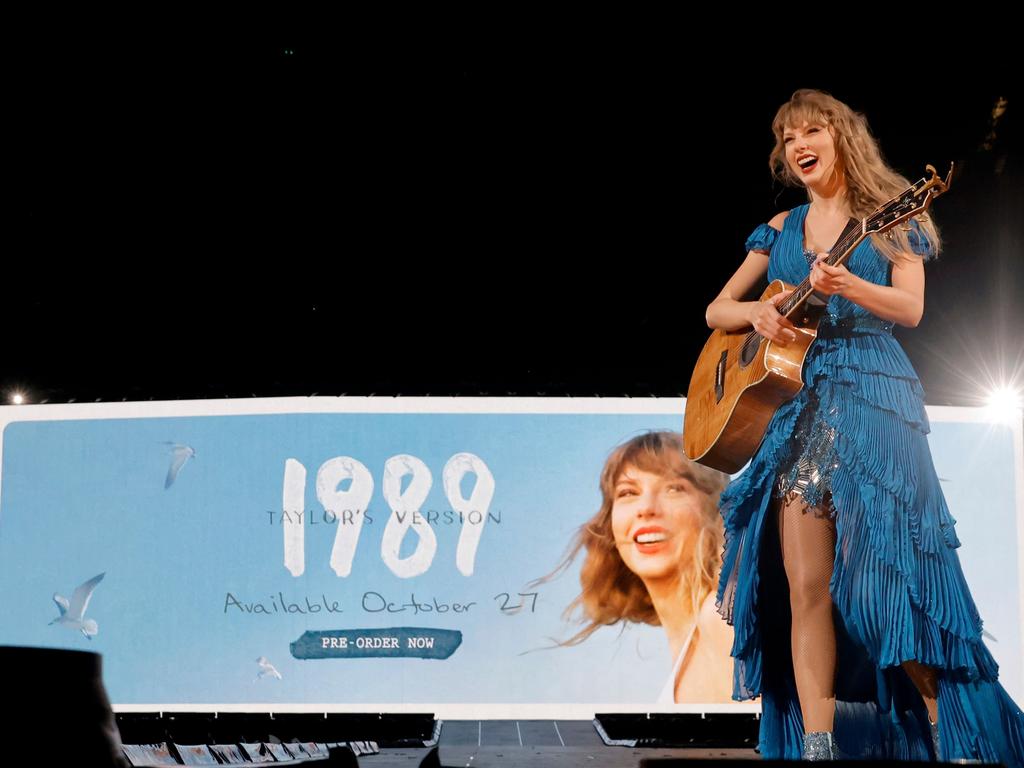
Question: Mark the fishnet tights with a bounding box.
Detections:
[777,491,939,733]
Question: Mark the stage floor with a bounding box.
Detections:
[360,720,759,766]
[371,746,759,766]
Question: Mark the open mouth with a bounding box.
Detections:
[635,532,668,544]
[798,155,819,173]
[633,529,670,553]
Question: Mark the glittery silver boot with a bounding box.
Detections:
[802,731,836,761]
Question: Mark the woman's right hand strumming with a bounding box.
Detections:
[748,290,798,345]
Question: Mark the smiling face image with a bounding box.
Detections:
[783,119,841,188]
[610,465,706,586]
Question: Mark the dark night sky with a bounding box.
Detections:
[6,36,1021,406]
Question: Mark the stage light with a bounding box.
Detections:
[985,385,1023,422]
[10,392,25,405]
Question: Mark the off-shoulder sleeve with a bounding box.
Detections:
[907,220,937,260]
[745,223,780,254]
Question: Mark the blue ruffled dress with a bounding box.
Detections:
[716,203,1024,763]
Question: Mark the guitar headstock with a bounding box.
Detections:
[865,163,954,236]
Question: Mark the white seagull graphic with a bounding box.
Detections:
[163,442,196,489]
[255,656,282,682]
[50,572,105,639]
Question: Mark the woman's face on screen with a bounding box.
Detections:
[610,465,705,585]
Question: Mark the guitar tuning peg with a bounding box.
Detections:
[900,222,913,231]
[916,213,930,223]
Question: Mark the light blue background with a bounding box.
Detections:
[0,410,1019,705]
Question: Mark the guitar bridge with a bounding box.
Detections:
[715,350,727,402]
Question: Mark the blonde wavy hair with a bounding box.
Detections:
[770,88,941,264]
[541,431,729,647]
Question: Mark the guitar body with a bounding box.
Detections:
[684,280,824,473]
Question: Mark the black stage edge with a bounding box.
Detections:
[595,713,760,749]
[2,645,124,765]
[116,710,436,746]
